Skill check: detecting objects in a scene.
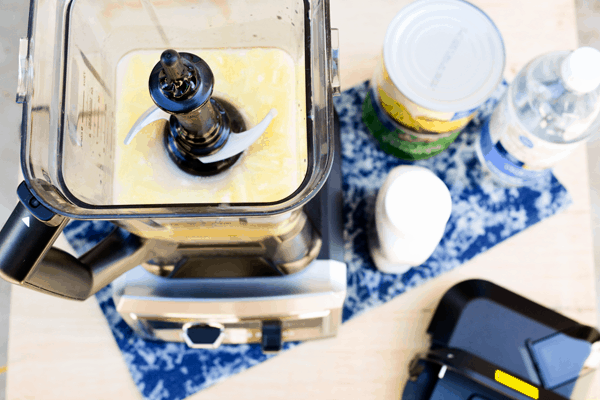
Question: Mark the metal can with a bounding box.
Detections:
[363,0,505,160]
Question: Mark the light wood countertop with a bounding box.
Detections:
[7,0,599,399]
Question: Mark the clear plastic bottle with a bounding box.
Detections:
[477,47,600,186]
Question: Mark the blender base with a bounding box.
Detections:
[139,206,322,279]
[112,258,346,352]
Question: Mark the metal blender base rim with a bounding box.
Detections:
[111,259,347,350]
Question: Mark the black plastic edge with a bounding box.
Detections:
[407,347,569,400]
[427,279,600,346]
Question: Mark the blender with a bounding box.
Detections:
[0,0,344,353]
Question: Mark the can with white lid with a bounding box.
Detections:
[363,0,506,160]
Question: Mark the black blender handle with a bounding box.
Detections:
[0,182,165,300]
[0,200,66,282]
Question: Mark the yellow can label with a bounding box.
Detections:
[377,61,475,134]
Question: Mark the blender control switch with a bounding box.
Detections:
[261,320,283,353]
[181,323,224,349]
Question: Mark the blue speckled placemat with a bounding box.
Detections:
[64,80,571,400]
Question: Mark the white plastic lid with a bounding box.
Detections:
[560,47,600,94]
[383,167,452,235]
[383,0,505,113]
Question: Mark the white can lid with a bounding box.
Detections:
[383,0,505,113]
[560,47,600,94]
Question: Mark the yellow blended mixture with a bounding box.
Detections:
[113,48,307,205]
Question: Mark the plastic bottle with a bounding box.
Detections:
[369,166,452,274]
[477,47,600,186]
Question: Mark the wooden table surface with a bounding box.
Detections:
[7,0,599,399]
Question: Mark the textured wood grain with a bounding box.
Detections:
[8,0,598,399]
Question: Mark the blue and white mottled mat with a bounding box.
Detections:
[64,80,571,400]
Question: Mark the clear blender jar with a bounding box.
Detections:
[0,0,344,352]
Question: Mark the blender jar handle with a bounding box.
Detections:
[0,182,166,300]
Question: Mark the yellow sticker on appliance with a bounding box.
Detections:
[495,369,539,399]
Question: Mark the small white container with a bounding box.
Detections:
[369,166,452,274]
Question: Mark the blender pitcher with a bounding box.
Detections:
[0,0,344,353]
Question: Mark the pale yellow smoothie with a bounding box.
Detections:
[113,48,307,205]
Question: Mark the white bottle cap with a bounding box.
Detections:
[383,168,451,235]
[560,47,600,94]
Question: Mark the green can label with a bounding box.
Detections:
[362,90,462,161]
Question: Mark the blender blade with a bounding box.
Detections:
[124,105,278,163]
